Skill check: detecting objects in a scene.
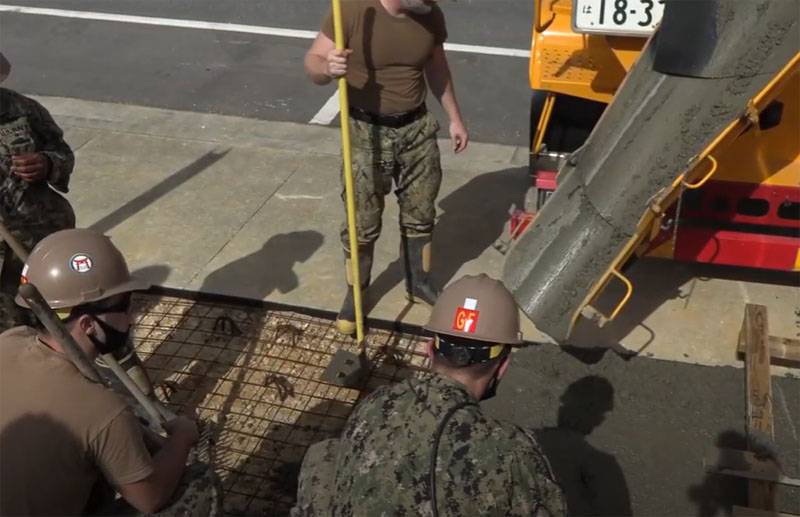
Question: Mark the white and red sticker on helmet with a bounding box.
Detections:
[69,254,93,273]
[20,264,29,284]
[452,297,479,333]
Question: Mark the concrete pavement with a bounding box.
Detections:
[41,95,799,373]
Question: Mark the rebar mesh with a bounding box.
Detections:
[131,293,428,516]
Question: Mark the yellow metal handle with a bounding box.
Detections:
[605,269,633,322]
[586,268,634,327]
[332,0,365,346]
[682,155,717,190]
[532,93,556,155]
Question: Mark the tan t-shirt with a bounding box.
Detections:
[0,326,154,516]
[321,0,447,115]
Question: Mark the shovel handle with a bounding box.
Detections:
[19,283,173,432]
[100,353,167,432]
[0,219,29,263]
[18,283,105,384]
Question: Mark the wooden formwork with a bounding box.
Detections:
[707,304,800,517]
[131,293,429,516]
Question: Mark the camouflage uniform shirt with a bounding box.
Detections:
[294,371,566,516]
[0,87,75,241]
[0,88,75,331]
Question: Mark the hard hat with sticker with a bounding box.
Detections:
[425,274,522,345]
[15,229,150,310]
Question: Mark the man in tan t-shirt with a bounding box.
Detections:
[0,229,198,516]
[304,0,469,335]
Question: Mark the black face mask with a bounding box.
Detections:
[88,316,131,355]
[480,368,502,401]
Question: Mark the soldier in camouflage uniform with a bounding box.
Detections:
[292,275,567,516]
[0,52,76,331]
[304,0,469,335]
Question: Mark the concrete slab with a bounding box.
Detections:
[67,131,303,287]
[40,95,799,374]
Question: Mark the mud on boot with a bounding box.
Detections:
[401,234,439,305]
[335,244,374,335]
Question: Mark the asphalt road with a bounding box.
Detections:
[1,0,535,146]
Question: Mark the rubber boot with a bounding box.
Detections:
[402,234,439,305]
[336,244,374,335]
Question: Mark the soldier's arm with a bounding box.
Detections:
[424,46,468,153]
[117,415,199,513]
[27,97,74,193]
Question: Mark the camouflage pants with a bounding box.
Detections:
[340,112,442,250]
[0,182,75,332]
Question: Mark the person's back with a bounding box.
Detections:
[0,326,153,515]
[293,274,567,516]
[331,370,564,516]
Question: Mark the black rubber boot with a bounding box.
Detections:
[336,244,374,335]
[402,234,439,305]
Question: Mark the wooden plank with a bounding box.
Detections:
[708,448,800,487]
[733,506,800,517]
[740,304,776,510]
[737,335,800,365]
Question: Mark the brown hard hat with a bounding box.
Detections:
[424,274,523,345]
[16,229,150,309]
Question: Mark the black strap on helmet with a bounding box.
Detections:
[434,334,509,367]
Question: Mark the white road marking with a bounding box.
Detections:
[0,5,320,39]
[0,5,531,58]
[276,194,324,201]
[309,92,341,125]
[0,4,532,125]
[444,42,530,58]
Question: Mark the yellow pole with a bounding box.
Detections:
[331,0,365,346]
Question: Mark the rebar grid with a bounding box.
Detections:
[131,293,428,516]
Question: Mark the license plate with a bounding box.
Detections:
[572,0,665,37]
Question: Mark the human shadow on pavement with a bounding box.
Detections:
[369,166,528,310]
[535,375,632,516]
[142,231,323,406]
[130,264,171,287]
[199,230,324,300]
[687,430,749,516]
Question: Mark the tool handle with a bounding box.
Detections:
[0,219,29,263]
[100,353,167,432]
[18,283,105,384]
[331,0,365,346]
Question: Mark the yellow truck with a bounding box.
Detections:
[503,0,799,341]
